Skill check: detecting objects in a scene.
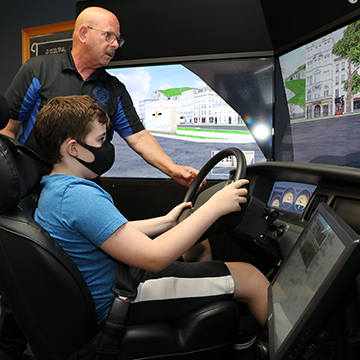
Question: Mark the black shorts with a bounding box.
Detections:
[126,260,234,325]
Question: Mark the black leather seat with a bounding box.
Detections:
[0,134,239,360]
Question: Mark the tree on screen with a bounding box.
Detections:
[332,20,360,114]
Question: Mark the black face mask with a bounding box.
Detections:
[76,140,115,176]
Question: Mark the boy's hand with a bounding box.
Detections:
[208,179,249,217]
[166,201,193,228]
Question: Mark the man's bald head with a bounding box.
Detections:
[71,7,121,75]
[73,7,120,40]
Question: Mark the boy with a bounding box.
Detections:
[33,95,269,329]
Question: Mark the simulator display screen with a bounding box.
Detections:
[279,18,360,168]
[104,58,272,179]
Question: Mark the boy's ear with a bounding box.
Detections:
[67,139,79,157]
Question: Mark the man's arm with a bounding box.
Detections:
[0,119,22,139]
[124,129,201,187]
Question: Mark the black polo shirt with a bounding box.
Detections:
[5,50,144,144]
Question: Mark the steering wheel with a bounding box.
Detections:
[178,147,248,242]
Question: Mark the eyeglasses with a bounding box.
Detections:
[87,26,125,48]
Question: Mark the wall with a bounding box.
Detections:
[77,0,272,64]
[0,0,78,95]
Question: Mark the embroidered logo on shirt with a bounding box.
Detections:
[93,87,110,106]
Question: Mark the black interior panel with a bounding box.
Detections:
[76,0,360,61]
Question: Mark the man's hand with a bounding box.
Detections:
[170,164,206,188]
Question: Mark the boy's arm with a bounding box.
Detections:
[101,179,248,272]
[129,202,192,237]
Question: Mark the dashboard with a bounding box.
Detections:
[245,161,360,259]
[103,159,360,264]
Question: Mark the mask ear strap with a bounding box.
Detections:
[74,140,96,168]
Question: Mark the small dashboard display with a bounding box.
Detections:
[268,181,317,214]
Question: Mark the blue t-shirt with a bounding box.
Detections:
[35,174,128,323]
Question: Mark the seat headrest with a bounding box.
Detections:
[0,135,51,214]
[0,95,9,130]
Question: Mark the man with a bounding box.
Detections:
[33,95,269,328]
[0,6,200,187]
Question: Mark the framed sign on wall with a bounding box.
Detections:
[21,20,75,63]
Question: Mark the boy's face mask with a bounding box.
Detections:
[76,140,115,176]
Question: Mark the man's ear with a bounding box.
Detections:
[78,25,88,43]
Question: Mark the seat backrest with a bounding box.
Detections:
[0,135,97,360]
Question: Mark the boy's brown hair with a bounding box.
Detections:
[34,95,109,164]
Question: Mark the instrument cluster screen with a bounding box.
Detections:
[267,181,317,214]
